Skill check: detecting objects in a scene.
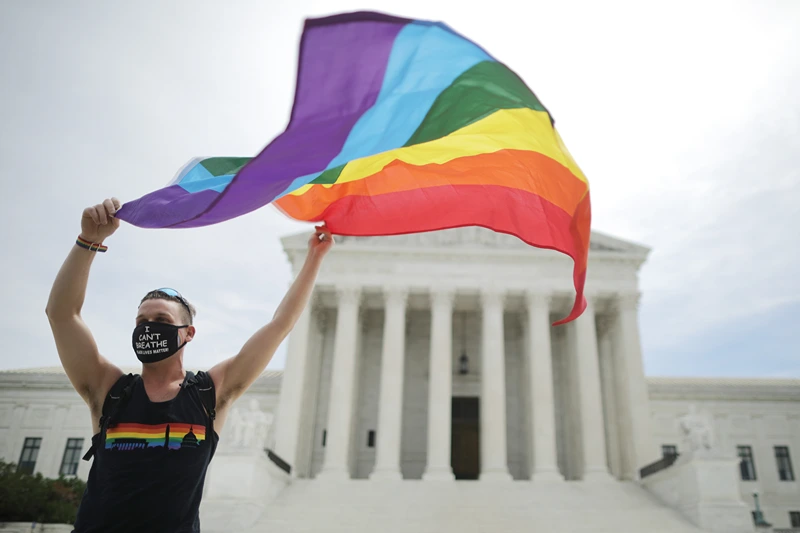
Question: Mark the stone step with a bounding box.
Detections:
[241,480,706,533]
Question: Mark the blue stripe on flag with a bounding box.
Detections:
[177,163,235,194]
[274,22,492,199]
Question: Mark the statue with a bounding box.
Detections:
[224,398,274,452]
[678,404,716,457]
[227,407,245,447]
[249,399,274,450]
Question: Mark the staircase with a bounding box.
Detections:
[243,479,706,533]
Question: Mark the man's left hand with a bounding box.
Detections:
[308,224,334,259]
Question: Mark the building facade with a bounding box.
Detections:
[1,228,798,531]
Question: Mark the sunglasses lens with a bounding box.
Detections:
[157,288,180,298]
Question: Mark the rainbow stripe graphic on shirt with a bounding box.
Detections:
[105,422,206,451]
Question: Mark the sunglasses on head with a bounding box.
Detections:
[153,287,192,319]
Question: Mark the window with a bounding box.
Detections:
[59,438,84,476]
[789,511,800,528]
[367,430,376,448]
[775,446,795,481]
[322,430,327,447]
[17,437,42,475]
[662,445,678,458]
[738,445,757,481]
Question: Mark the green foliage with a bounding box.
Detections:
[0,461,86,524]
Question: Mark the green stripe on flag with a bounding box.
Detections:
[309,164,346,185]
[200,157,253,177]
[405,61,547,147]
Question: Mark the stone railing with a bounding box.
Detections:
[639,453,679,478]
[0,524,73,532]
[640,453,754,533]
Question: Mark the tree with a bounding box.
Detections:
[0,461,86,524]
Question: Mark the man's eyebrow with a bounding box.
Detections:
[136,312,174,320]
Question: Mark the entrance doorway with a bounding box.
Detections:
[451,397,480,480]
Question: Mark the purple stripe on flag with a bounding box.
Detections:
[116,186,220,229]
[118,13,409,229]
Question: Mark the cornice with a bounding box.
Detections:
[0,369,284,394]
[282,227,650,268]
[647,377,800,402]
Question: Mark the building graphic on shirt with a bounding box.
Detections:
[181,426,199,448]
[104,422,206,450]
[109,438,147,451]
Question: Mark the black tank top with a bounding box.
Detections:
[74,372,218,533]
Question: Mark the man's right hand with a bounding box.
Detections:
[80,197,122,243]
[48,197,124,424]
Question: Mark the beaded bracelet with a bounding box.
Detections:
[76,235,108,253]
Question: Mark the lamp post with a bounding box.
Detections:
[459,353,469,375]
[752,492,772,528]
[458,312,469,375]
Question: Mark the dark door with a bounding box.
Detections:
[451,397,480,480]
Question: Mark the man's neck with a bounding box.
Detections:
[141,355,186,385]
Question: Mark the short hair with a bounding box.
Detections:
[139,290,197,325]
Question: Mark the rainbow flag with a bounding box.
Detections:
[116,12,591,324]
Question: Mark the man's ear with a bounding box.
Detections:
[184,325,196,343]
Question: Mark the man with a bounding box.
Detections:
[46,197,332,532]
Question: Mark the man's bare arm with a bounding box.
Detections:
[208,226,332,407]
[46,199,123,412]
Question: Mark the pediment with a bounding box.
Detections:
[282,226,649,256]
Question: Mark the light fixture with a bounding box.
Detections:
[459,312,469,375]
[752,492,771,527]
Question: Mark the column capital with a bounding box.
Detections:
[335,284,362,305]
[595,314,615,336]
[524,290,552,309]
[578,293,598,316]
[429,286,456,307]
[384,285,409,306]
[480,286,506,307]
[312,304,329,329]
[613,291,641,311]
[583,290,603,308]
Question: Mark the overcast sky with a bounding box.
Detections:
[1,0,797,378]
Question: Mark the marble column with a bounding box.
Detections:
[525,291,563,481]
[371,286,409,480]
[47,405,69,476]
[5,404,27,469]
[423,288,456,481]
[615,292,658,476]
[480,288,512,481]
[596,316,622,479]
[273,300,314,472]
[573,296,612,481]
[318,286,362,481]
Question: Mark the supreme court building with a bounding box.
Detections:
[1,228,798,533]
[273,228,655,484]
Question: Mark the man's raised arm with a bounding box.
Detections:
[46,198,123,413]
[209,225,333,408]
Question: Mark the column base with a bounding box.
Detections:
[422,467,455,481]
[532,468,564,482]
[480,469,513,482]
[316,467,351,482]
[369,468,403,481]
[583,468,614,482]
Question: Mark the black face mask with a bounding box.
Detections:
[132,322,189,363]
